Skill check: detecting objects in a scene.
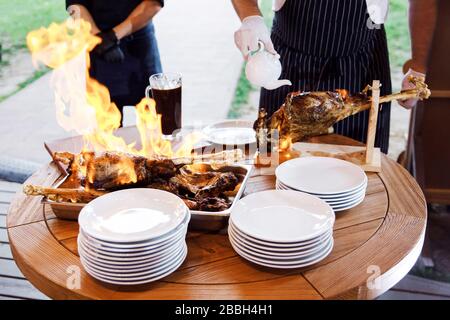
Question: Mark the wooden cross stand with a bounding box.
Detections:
[292,80,382,172]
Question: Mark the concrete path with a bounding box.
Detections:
[0,0,243,164]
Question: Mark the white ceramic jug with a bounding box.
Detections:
[245,42,292,90]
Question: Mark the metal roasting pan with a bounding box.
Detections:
[42,163,253,231]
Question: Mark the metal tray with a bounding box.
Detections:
[42,163,253,231]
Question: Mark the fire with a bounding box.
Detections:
[26,18,198,160]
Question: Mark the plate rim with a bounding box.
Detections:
[230,190,335,243]
[275,157,367,195]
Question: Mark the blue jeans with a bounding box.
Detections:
[90,23,162,110]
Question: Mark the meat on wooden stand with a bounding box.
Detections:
[255,75,431,146]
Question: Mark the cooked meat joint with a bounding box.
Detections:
[255,76,431,145]
[26,151,244,212]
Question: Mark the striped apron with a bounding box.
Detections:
[260,0,392,153]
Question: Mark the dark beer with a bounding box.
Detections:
[151,85,182,135]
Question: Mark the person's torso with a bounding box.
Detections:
[271,0,379,57]
[85,0,143,31]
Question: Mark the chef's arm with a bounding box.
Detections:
[67,4,100,34]
[231,0,262,20]
[409,0,437,73]
[113,0,163,40]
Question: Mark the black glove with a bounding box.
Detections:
[94,30,118,56]
[93,30,125,63]
[102,46,125,63]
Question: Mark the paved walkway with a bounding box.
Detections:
[0,0,242,164]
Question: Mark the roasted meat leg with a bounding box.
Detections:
[256,75,431,145]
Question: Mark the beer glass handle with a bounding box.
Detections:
[145,86,151,99]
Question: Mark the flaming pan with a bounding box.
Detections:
[37,158,253,232]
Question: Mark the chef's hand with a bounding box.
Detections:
[234,15,276,59]
[398,68,426,109]
[93,30,125,63]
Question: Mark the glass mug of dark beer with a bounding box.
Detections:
[145,72,182,137]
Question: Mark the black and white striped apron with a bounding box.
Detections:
[260,0,392,153]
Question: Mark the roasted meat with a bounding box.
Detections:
[25,151,244,212]
[255,75,431,145]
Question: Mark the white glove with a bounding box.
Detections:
[398,68,426,109]
[234,15,277,59]
[272,0,287,12]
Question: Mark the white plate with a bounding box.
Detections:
[231,237,334,269]
[230,233,332,265]
[276,157,367,195]
[79,227,186,257]
[323,191,366,205]
[79,188,188,243]
[228,224,332,259]
[276,179,367,200]
[80,242,185,275]
[78,234,184,262]
[78,238,184,268]
[230,190,334,243]
[81,245,187,285]
[229,219,331,250]
[203,120,256,145]
[332,194,365,212]
[80,210,190,250]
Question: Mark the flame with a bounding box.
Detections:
[337,89,348,100]
[26,18,198,161]
[279,136,292,151]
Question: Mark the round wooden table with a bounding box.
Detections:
[6,135,427,300]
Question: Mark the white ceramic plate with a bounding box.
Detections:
[332,194,366,212]
[228,224,332,259]
[231,237,334,269]
[81,245,187,285]
[229,219,331,250]
[276,179,367,200]
[78,234,184,262]
[275,157,367,195]
[80,242,185,275]
[202,120,256,145]
[79,189,188,243]
[230,233,332,265]
[79,244,184,274]
[323,191,366,205]
[79,227,186,257]
[230,190,334,243]
[79,211,190,250]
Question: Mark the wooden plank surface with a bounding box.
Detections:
[0,181,21,193]
[0,192,14,204]
[5,135,427,300]
[0,215,5,228]
[8,221,322,300]
[0,204,9,214]
[6,163,61,227]
[0,276,49,300]
[391,274,450,298]
[0,243,13,259]
[0,228,8,243]
[0,259,25,279]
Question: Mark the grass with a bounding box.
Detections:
[385,0,411,68]
[0,0,66,48]
[0,0,65,101]
[228,0,411,118]
[0,68,48,103]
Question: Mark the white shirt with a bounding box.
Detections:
[272,0,389,24]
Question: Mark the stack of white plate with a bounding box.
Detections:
[276,157,367,212]
[228,190,335,269]
[77,189,190,286]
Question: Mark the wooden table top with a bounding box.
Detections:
[6,135,427,300]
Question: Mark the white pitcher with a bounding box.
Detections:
[245,42,292,90]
